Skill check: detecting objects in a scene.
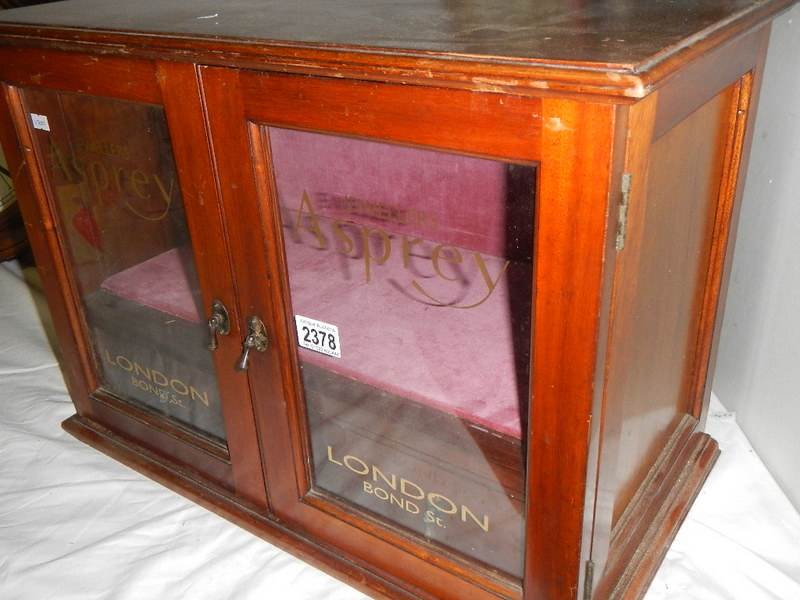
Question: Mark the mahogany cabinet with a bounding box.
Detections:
[0,1,794,598]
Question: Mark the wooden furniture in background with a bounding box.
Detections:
[0,1,795,598]
[0,159,28,261]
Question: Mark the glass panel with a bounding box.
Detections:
[269,127,534,578]
[22,89,227,442]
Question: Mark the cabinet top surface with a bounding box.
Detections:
[0,0,792,69]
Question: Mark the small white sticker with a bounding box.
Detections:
[295,315,341,358]
[30,113,50,131]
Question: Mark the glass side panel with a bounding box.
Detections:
[22,89,227,443]
[268,127,535,578]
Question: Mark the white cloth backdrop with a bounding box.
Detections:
[1,260,799,600]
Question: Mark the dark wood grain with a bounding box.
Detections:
[588,91,659,587]
[581,99,632,589]
[0,0,795,99]
[238,71,542,162]
[606,85,736,526]
[525,98,618,600]
[157,59,268,510]
[594,419,720,599]
[88,389,235,488]
[0,0,791,67]
[652,26,768,141]
[0,47,161,103]
[693,28,770,431]
[588,31,768,596]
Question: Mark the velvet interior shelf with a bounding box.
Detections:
[100,246,525,438]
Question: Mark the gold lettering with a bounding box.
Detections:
[104,351,209,407]
[401,236,424,269]
[51,136,177,221]
[71,154,86,181]
[124,173,172,221]
[326,445,343,466]
[133,362,151,381]
[461,505,490,533]
[332,446,490,531]
[372,465,397,490]
[332,220,356,256]
[151,369,168,387]
[112,165,126,194]
[454,254,510,309]
[431,245,463,282]
[411,254,510,309]
[102,348,115,365]
[343,454,369,475]
[115,355,133,372]
[293,191,328,249]
[130,170,151,199]
[428,493,457,515]
[152,174,175,207]
[291,193,509,301]
[361,226,391,283]
[170,378,189,396]
[400,478,425,500]
[474,254,508,298]
[48,141,78,182]
[87,160,110,195]
[190,386,210,407]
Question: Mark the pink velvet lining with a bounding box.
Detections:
[100,245,525,439]
[100,248,202,324]
[286,239,524,439]
[269,128,509,256]
[99,128,526,439]
[270,128,525,438]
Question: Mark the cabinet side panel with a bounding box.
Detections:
[608,86,736,524]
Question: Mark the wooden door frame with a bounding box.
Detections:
[201,64,620,600]
[0,47,267,509]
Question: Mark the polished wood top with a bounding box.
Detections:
[1,0,794,65]
[0,0,794,98]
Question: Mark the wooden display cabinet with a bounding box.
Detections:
[0,1,794,598]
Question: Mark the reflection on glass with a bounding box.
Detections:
[269,128,535,577]
[23,89,227,442]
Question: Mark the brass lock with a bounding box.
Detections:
[207,299,230,351]
[236,316,269,371]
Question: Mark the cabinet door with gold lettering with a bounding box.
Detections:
[13,64,264,508]
[23,89,228,439]
[202,65,539,596]
[271,128,534,577]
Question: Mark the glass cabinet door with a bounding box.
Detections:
[21,89,227,442]
[267,127,535,578]
[200,65,541,593]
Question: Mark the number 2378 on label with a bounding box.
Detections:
[294,315,341,358]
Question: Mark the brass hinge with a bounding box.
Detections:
[583,559,595,600]
[615,173,632,251]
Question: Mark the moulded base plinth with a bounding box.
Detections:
[62,412,718,600]
[595,416,720,599]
